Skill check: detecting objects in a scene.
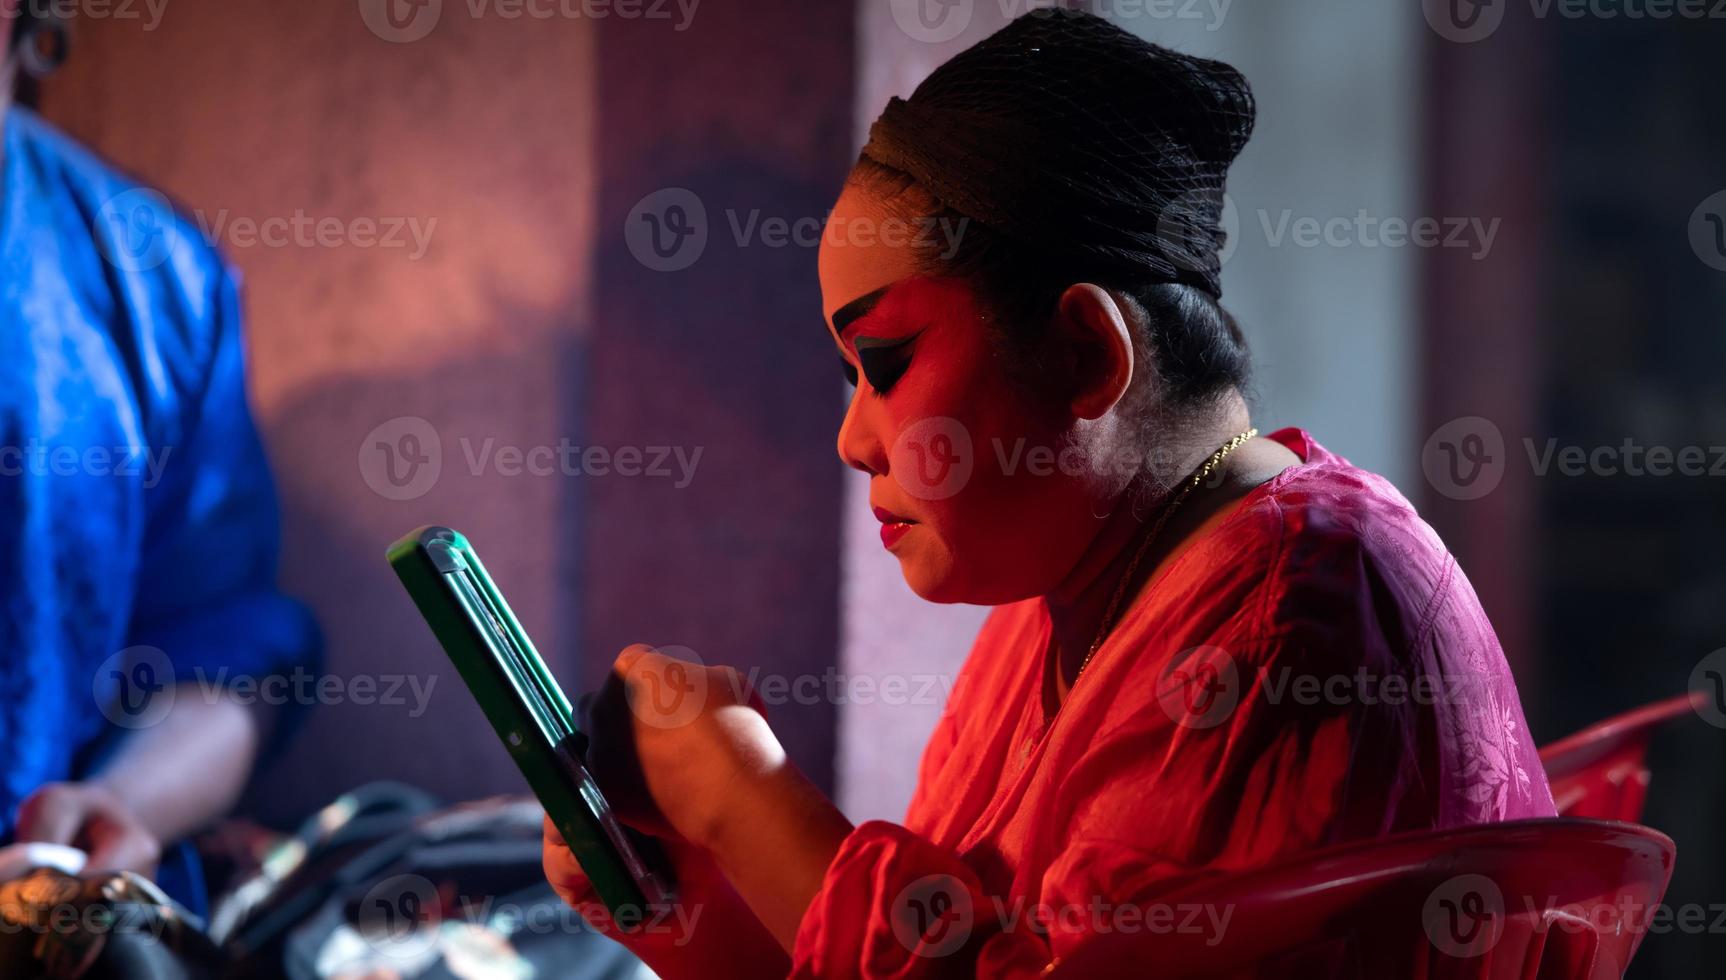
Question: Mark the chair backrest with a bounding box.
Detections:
[1539,692,1705,820]
[1047,819,1675,980]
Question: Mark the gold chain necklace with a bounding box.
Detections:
[1072,427,1258,683]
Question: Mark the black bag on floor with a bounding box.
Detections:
[214,785,645,980]
[0,784,645,980]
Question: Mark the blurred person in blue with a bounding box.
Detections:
[0,3,320,913]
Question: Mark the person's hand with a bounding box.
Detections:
[583,644,784,849]
[15,782,161,877]
[543,812,792,974]
[554,645,853,959]
[542,813,719,927]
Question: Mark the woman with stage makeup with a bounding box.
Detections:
[544,12,1555,977]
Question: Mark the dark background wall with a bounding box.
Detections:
[1423,7,1726,975]
[1531,15,1726,977]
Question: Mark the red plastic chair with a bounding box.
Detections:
[1046,819,1674,980]
[1539,692,1706,820]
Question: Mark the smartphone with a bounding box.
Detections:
[386,525,673,922]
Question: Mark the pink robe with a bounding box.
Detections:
[790,428,1555,976]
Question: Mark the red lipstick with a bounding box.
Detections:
[873,506,916,550]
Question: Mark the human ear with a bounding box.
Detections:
[1052,283,1136,421]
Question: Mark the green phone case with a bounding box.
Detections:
[386,525,672,921]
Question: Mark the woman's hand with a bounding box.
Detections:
[541,812,719,929]
[568,644,857,952]
[543,812,792,976]
[15,781,162,876]
[583,644,785,849]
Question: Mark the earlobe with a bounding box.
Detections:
[1055,284,1136,421]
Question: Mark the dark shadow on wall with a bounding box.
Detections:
[584,0,856,793]
[242,335,593,826]
[581,152,850,795]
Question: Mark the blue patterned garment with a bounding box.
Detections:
[0,107,320,857]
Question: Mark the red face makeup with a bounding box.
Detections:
[825,275,1109,604]
[818,181,1118,604]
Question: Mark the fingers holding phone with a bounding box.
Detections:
[582,644,782,849]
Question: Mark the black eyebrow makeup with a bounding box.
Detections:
[830,286,891,336]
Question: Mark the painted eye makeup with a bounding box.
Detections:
[840,355,859,388]
[853,334,917,394]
